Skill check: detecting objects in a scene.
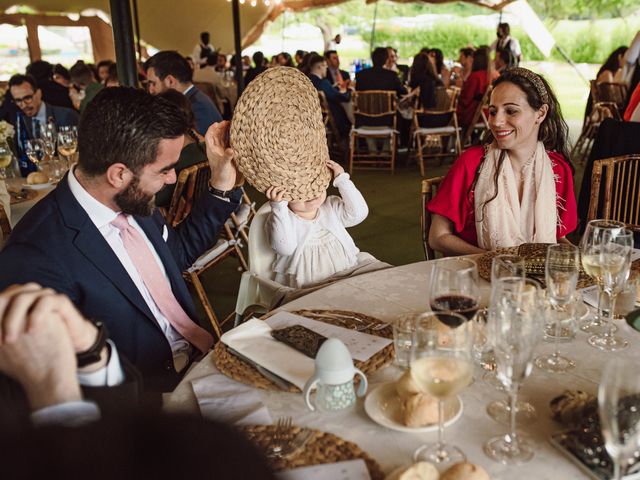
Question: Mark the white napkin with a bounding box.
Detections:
[191,365,272,426]
[276,459,371,480]
[221,318,315,390]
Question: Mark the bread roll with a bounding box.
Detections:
[396,370,421,397]
[441,462,490,480]
[386,462,439,480]
[402,393,438,427]
[26,172,49,185]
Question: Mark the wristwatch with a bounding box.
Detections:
[207,183,238,199]
[76,321,108,368]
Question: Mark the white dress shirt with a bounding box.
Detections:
[67,167,192,372]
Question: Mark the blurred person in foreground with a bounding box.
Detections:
[428,68,577,255]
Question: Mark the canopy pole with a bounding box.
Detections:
[131,0,143,62]
[109,0,138,87]
[369,0,379,55]
[281,10,286,52]
[232,0,245,99]
[555,45,589,86]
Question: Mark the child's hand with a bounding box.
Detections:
[266,186,287,202]
[326,160,344,179]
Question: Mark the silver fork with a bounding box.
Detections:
[267,417,292,458]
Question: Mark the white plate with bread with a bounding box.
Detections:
[23,171,53,190]
[364,382,463,433]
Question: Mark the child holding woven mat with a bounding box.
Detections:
[265,160,380,288]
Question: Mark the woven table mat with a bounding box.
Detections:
[214,309,394,393]
[476,244,639,289]
[242,424,385,480]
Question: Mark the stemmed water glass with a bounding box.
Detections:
[484,277,543,464]
[57,126,78,168]
[40,121,57,159]
[429,258,480,320]
[535,244,579,373]
[24,139,46,169]
[411,311,473,467]
[598,358,640,480]
[588,228,633,351]
[580,220,625,335]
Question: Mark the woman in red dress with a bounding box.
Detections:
[428,68,578,256]
[456,48,490,129]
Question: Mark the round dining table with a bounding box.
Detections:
[164,260,640,480]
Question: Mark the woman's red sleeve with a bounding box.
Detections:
[551,153,578,238]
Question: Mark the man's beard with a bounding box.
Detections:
[114,174,155,217]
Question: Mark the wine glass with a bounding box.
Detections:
[429,258,480,320]
[580,219,625,335]
[598,358,640,480]
[0,141,14,179]
[535,244,579,373]
[411,311,473,467]
[57,126,78,168]
[588,228,633,351]
[491,254,526,283]
[24,139,46,168]
[484,276,542,465]
[40,121,57,159]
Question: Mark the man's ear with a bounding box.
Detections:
[105,163,131,189]
[164,75,179,89]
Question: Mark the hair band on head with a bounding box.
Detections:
[508,67,549,104]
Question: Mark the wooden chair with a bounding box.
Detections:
[349,90,398,174]
[571,102,619,164]
[412,87,462,176]
[595,82,628,117]
[166,162,251,338]
[587,154,640,231]
[461,86,491,148]
[421,176,444,260]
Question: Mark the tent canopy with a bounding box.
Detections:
[1,0,515,56]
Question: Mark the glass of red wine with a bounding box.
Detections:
[429,258,480,321]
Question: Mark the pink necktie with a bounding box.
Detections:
[111,213,213,353]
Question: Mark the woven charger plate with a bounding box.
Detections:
[230,66,332,201]
[242,424,385,480]
[214,309,394,393]
[477,244,640,289]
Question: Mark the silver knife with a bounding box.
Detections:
[227,347,295,392]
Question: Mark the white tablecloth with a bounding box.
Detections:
[164,260,640,479]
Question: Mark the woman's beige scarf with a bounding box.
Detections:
[474,141,557,250]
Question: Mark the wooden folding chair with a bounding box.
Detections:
[349,90,398,174]
[461,86,491,148]
[412,87,462,176]
[587,154,640,231]
[595,82,628,117]
[166,162,250,338]
[571,102,619,164]
[421,176,444,260]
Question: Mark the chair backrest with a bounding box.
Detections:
[318,91,341,140]
[166,162,211,227]
[587,154,640,231]
[353,90,397,128]
[247,202,277,278]
[462,85,492,147]
[421,176,444,260]
[595,82,627,114]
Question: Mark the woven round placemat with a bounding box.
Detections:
[214,309,394,393]
[230,66,332,201]
[242,424,385,480]
[477,244,640,289]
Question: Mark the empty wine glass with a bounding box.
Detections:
[24,138,46,168]
[491,254,526,283]
[580,220,625,335]
[411,311,473,467]
[484,277,542,465]
[40,120,57,159]
[598,358,640,480]
[429,258,480,321]
[535,244,579,373]
[588,228,633,351]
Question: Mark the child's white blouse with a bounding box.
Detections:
[265,173,369,288]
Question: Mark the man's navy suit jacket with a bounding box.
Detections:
[185,86,222,135]
[0,174,239,392]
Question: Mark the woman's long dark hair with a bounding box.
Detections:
[409,53,437,86]
[428,48,444,74]
[597,46,627,79]
[469,70,572,218]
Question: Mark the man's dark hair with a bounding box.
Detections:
[371,47,388,68]
[472,47,489,71]
[498,22,510,35]
[206,53,218,67]
[158,89,197,133]
[324,50,337,59]
[252,51,264,67]
[460,47,474,58]
[97,60,114,70]
[26,61,53,81]
[78,87,188,176]
[496,47,515,68]
[307,53,325,72]
[144,51,193,84]
[200,32,210,44]
[69,61,95,86]
[53,64,71,81]
[8,74,38,91]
